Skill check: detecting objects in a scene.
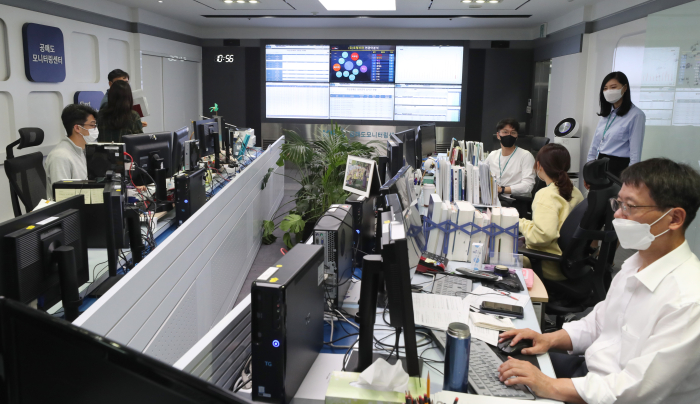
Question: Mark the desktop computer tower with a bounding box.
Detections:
[175,167,207,226]
[184,139,200,171]
[251,244,324,404]
[345,194,376,264]
[313,205,354,309]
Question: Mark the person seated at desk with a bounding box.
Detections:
[519,144,583,281]
[485,118,536,197]
[97,80,144,143]
[45,104,99,199]
[497,158,700,404]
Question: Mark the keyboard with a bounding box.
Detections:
[469,339,534,399]
[432,275,473,297]
[429,332,535,400]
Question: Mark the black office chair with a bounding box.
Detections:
[4,128,47,217]
[497,136,551,220]
[519,158,619,329]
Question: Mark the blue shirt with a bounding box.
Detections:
[586,104,646,165]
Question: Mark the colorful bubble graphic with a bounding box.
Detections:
[353,68,359,75]
[351,52,359,61]
[344,61,354,70]
[336,71,342,78]
[333,63,341,72]
[349,74,356,81]
[338,58,345,64]
[343,71,350,77]
[356,59,363,66]
[360,65,368,73]
[342,52,349,58]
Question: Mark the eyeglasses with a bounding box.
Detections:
[82,122,97,129]
[499,130,518,136]
[609,198,658,214]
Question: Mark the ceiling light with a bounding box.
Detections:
[236,0,244,2]
[488,0,499,3]
[461,0,472,2]
[476,0,485,3]
[318,0,395,11]
[223,0,233,3]
[249,0,259,3]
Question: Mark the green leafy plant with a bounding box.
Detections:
[262,123,380,249]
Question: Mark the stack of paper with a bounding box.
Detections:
[496,207,519,265]
[470,312,515,331]
[427,194,449,255]
[447,201,475,262]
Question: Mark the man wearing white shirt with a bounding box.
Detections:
[497,158,700,404]
[485,119,536,197]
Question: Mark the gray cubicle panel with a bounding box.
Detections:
[74,138,285,365]
[174,295,252,390]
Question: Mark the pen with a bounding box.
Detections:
[497,290,518,301]
[453,398,459,404]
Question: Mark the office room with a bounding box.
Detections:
[1,0,700,402]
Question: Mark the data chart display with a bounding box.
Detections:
[265,45,330,82]
[330,45,395,83]
[395,46,463,84]
[266,82,330,119]
[330,83,394,120]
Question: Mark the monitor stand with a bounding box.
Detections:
[52,246,82,322]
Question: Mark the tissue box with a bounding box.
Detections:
[325,372,426,404]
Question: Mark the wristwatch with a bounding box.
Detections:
[499,186,505,195]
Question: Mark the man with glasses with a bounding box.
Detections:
[45,104,99,199]
[485,118,536,197]
[496,158,700,404]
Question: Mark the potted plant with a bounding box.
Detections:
[262,124,380,249]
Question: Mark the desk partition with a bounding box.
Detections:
[74,138,285,365]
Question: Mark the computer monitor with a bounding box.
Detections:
[387,136,403,179]
[194,118,218,157]
[86,143,125,180]
[123,132,173,202]
[414,127,422,169]
[396,128,417,170]
[418,123,436,158]
[172,126,190,174]
[379,165,414,211]
[0,297,252,404]
[343,155,376,198]
[0,195,88,321]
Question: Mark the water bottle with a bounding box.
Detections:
[443,322,471,393]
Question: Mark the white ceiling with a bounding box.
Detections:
[107,0,604,29]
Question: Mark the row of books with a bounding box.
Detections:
[426,194,519,264]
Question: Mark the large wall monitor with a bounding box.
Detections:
[264,43,464,122]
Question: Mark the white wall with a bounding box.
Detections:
[0,4,202,222]
[546,18,647,190]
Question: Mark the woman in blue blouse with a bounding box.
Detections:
[586,71,646,178]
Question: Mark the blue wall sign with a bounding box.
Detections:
[74,91,104,111]
[22,23,66,83]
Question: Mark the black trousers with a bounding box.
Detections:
[598,154,630,179]
[550,352,589,378]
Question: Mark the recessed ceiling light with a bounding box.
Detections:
[476,0,485,3]
[249,0,259,3]
[223,0,233,3]
[461,0,472,2]
[236,0,244,2]
[158,0,162,3]
[318,0,395,11]
[488,0,499,3]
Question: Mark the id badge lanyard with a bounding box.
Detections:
[498,146,518,186]
[596,112,617,158]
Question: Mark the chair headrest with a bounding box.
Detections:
[531,137,550,153]
[583,158,612,189]
[17,128,44,149]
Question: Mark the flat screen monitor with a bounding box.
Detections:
[380,165,414,211]
[123,131,173,185]
[418,123,436,157]
[265,44,330,83]
[0,195,88,313]
[343,155,376,198]
[329,45,395,83]
[194,118,217,157]
[396,128,417,169]
[0,297,251,404]
[387,133,404,178]
[415,127,423,169]
[395,46,463,85]
[172,126,190,174]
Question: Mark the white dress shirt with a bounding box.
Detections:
[562,241,700,404]
[44,137,88,200]
[485,147,536,196]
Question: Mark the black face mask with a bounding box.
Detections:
[500,135,517,148]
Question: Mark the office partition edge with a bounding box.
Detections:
[74,138,284,365]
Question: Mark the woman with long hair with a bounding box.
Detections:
[97,80,143,143]
[585,71,646,178]
[520,143,584,281]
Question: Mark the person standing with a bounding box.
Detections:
[97,80,144,143]
[485,118,536,197]
[101,69,130,109]
[586,71,646,178]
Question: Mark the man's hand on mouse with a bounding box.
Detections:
[498,328,552,355]
[498,357,555,397]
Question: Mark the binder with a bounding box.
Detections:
[448,201,476,262]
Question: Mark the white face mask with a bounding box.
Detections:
[612,209,672,250]
[604,86,625,104]
[80,126,99,143]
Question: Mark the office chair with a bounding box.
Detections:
[497,136,551,220]
[4,128,47,217]
[519,158,619,329]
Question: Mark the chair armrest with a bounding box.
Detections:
[510,195,533,204]
[518,247,562,262]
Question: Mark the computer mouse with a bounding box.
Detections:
[497,338,533,356]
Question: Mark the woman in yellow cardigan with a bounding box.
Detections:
[520,144,584,281]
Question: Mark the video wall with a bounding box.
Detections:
[265,44,464,122]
